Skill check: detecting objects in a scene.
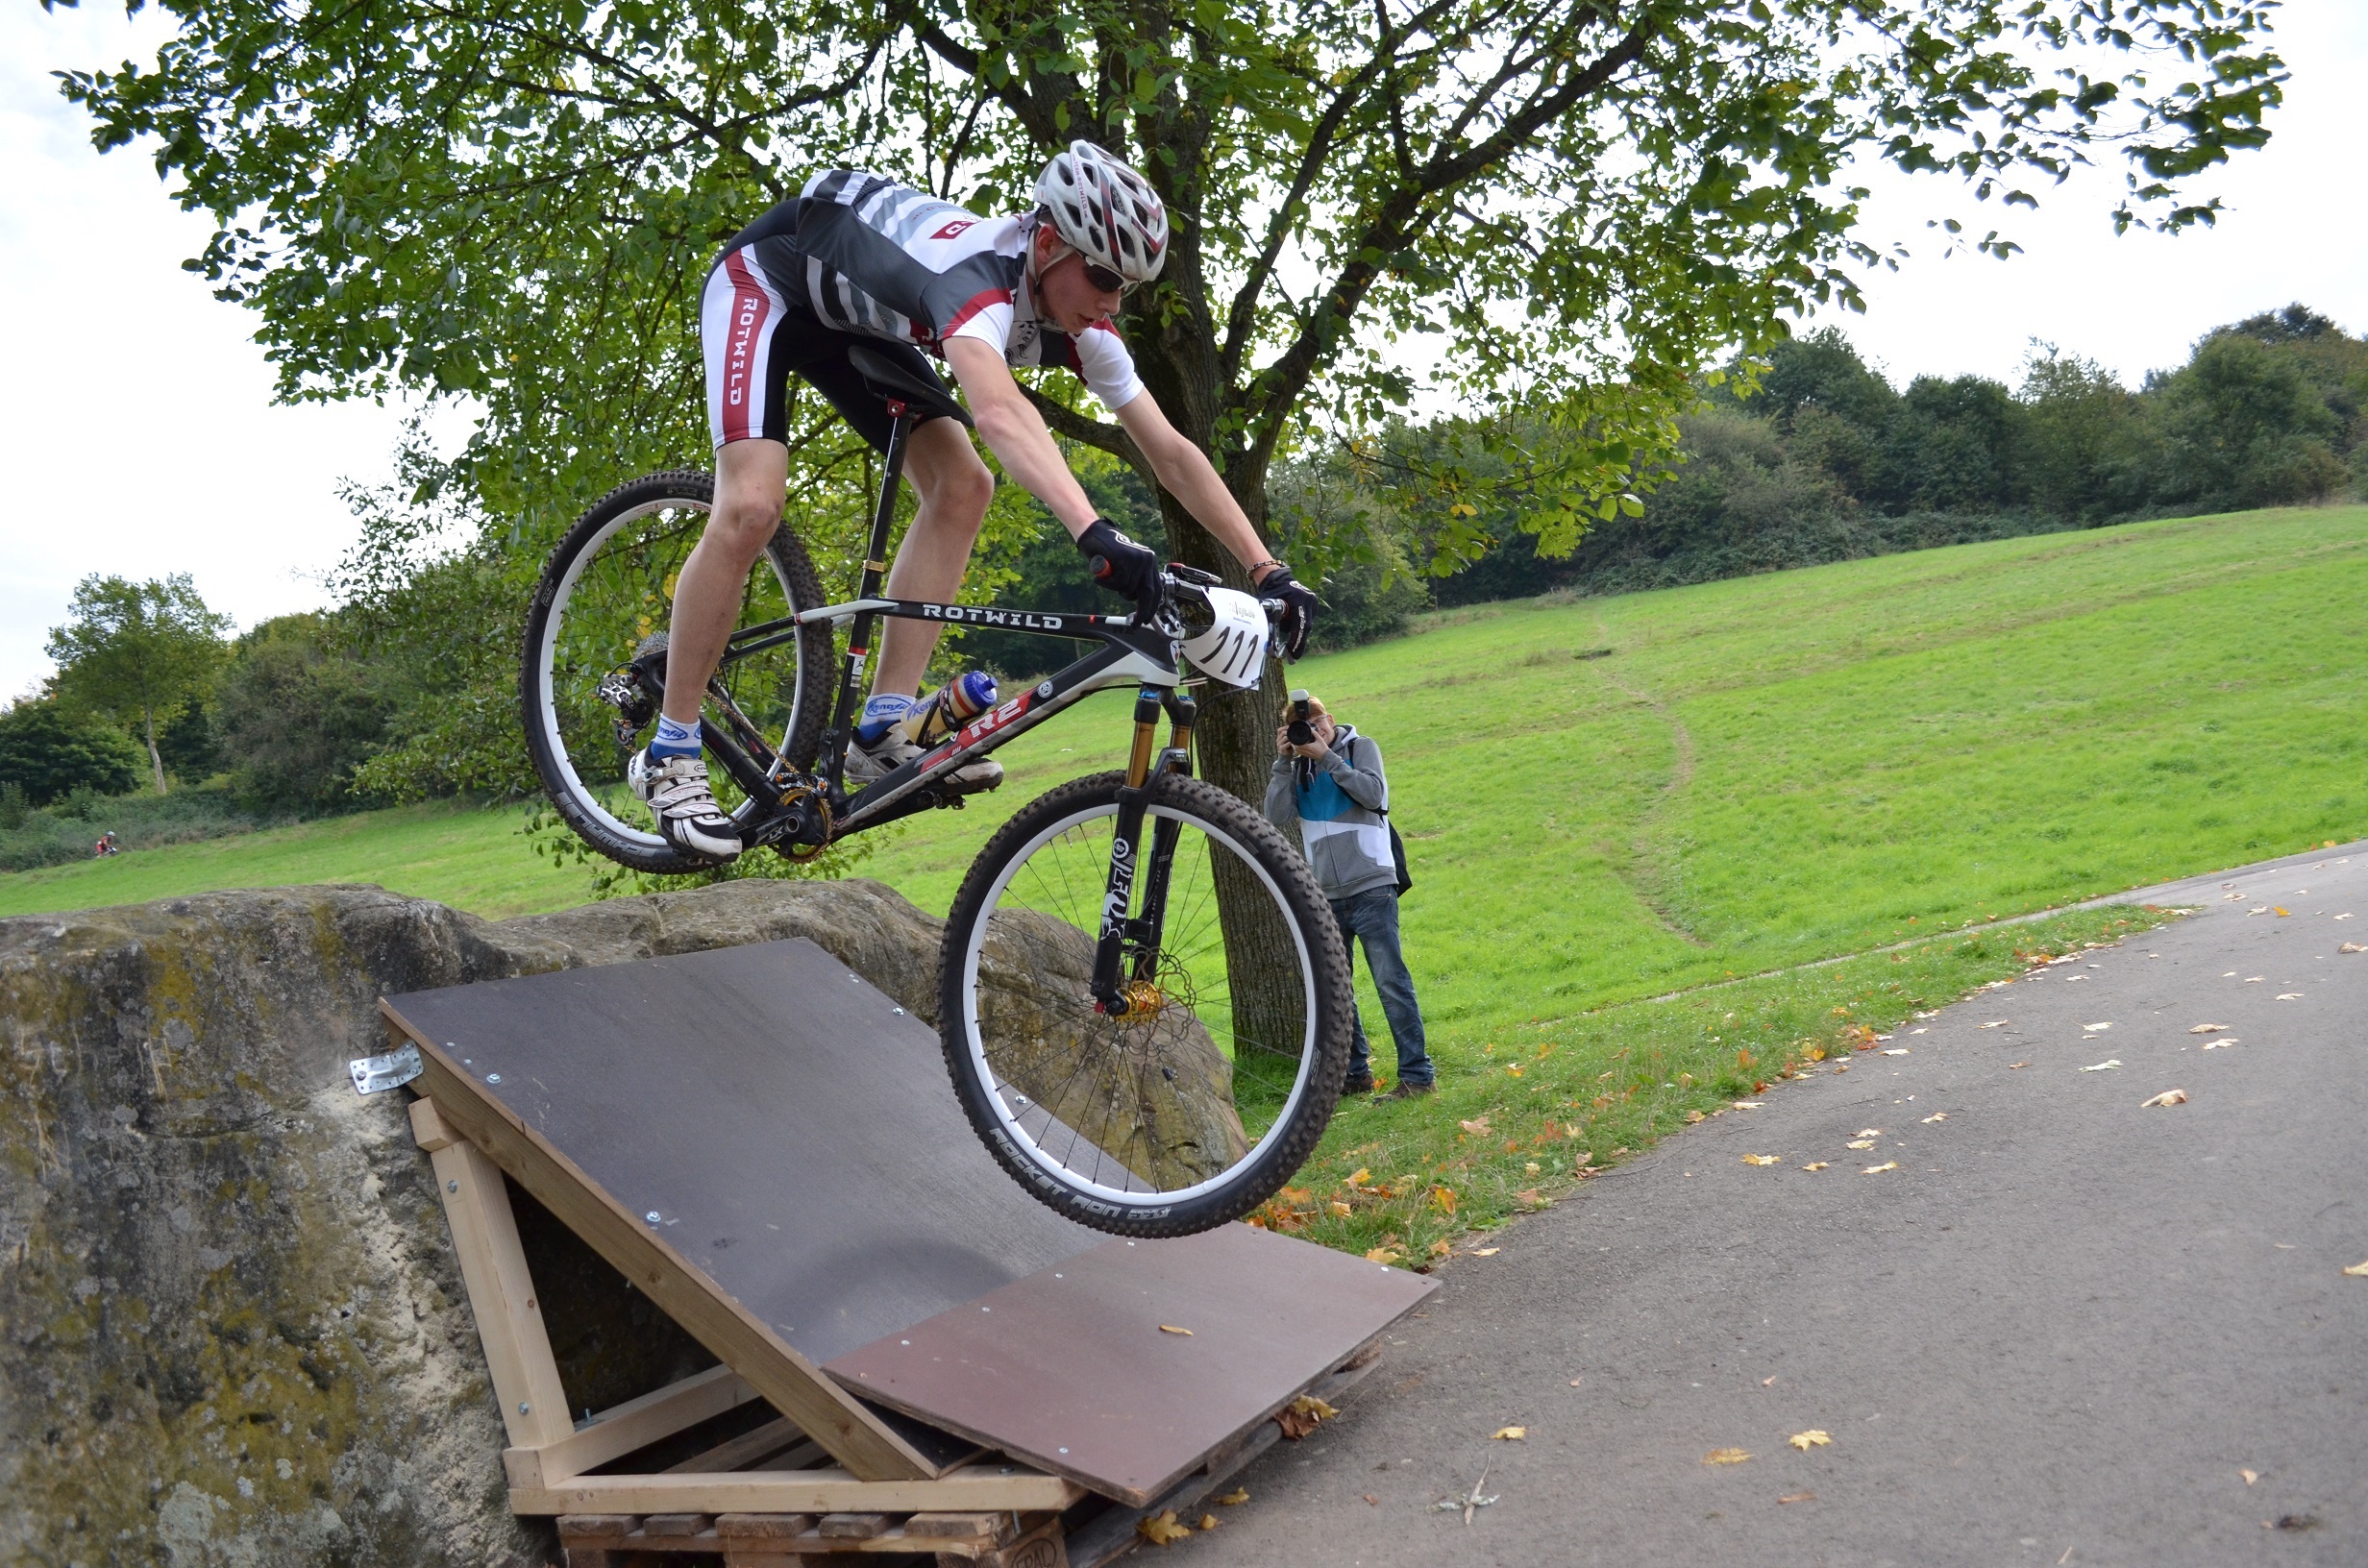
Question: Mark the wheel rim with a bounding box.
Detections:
[956,797,1320,1207]
[534,496,814,847]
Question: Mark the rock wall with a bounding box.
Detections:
[0,878,948,1568]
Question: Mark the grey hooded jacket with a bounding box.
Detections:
[1263,724,1396,901]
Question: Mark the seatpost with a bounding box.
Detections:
[826,404,910,791]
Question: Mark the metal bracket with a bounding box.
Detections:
[349,1041,424,1095]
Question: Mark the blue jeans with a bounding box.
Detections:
[1329,888,1433,1088]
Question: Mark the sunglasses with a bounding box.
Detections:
[1081,260,1132,296]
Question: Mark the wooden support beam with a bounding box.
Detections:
[414,1095,574,1450]
[507,1364,764,1489]
[509,1465,1086,1518]
[386,1001,935,1483]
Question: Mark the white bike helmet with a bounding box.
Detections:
[1033,141,1169,284]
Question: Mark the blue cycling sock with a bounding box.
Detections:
[649,714,703,760]
[854,693,915,747]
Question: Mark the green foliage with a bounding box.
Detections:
[2143,328,2353,510]
[213,615,396,815]
[0,782,265,873]
[0,701,144,806]
[44,574,233,794]
[58,0,2283,591]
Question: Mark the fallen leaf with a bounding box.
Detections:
[1684,1109,1707,1123]
[1360,1494,1378,1507]
[1881,1048,1910,1056]
[2139,1089,2189,1108]
[1332,1200,1354,1216]
[2203,1039,2238,1049]
[2188,1023,2230,1035]
[1921,1113,1948,1123]
[2083,1022,2111,1031]
[1733,1100,1764,1109]
[1428,1237,1452,1258]
[2081,1059,2123,1072]
[2342,1260,2368,1278]
[1275,1395,1338,1438]
[1979,1020,2010,1029]
[1800,1162,1829,1171]
[1215,1488,1249,1506]
[1472,1246,1501,1257]
[2065,974,2089,982]
[1703,1448,1753,1465]
[2274,907,2290,917]
[1137,1510,1192,1545]
[2276,992,2303,1000]
[1777,1491,1816,1505]
[2009,1061,2031,1069]
[1846,1139,1876,1150]
[2241,1470,2259,1486]
[1762,1376,1777,1385]
[1346,1166,1370,1186]
[1158,1324,1195,1335]
[1492,1426,1527,1441]
[2342,943,2367,953]
[1458,1116,1492,1135]
[1366,1246,1402,1264]
[1858,1128,1883,1137]
[1570,1377,1585,1386]
[1743,1154,1781,1165]
[1431,1185,1458,1215]
[1862,1162,1899,1174]
[1788,1430,1833,1450]
[1524,1161,1542,1175]
[1199,1513,1221,1530]
[2245,976,2265,983]
[1514,1188,1547,1206]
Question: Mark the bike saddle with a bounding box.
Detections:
[846,346,974,429]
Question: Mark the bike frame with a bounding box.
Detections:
[685,401,1223,1014]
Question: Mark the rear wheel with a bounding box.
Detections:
[938,771,1354,1237]
[521,471,835,872]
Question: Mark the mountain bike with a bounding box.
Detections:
[521,348,1352,1237]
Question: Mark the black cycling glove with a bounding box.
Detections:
[1075,519,1162,604]
[1260,564,1319,660]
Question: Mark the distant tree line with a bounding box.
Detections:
[1393,304,2367,608]
[5,306,2361,859]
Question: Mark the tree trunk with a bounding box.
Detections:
[142,705,168,795]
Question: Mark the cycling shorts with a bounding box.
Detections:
[700,244,955,454]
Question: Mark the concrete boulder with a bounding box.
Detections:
[0,877,951,1568]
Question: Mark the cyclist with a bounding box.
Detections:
[631,142,1320,860]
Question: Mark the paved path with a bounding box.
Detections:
[1191,845,2368,1567]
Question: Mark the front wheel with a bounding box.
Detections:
[939,771,1354,1237]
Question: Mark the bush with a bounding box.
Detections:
[0,700,145,805]
[214,615,395,815]
[0,781,266,872]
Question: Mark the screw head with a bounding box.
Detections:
[518,1402,530,1414]
[645,1212,662,1225]
[447,1180,458,1192]
[485,1073,502,1084]
[892,1006,905,1016]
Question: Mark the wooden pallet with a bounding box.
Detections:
[410,1095,1085,1542]
[555,1507,1069,1566]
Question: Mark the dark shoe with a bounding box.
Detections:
[1342,1073,1376,1097]
[1380,1080,1435,1100]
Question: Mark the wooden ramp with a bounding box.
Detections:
[379,939,1432,1561]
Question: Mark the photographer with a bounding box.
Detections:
[1265,694,1434,1099]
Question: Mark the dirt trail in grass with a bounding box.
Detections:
[1591,614,1706,946]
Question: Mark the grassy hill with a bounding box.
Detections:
[7,504,2359,1253]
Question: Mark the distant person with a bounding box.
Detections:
[93,831,119,858]
[1265,694,1433,1099]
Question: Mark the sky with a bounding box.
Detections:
[3,3,2362,701]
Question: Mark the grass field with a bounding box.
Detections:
[6,504,2360,1247]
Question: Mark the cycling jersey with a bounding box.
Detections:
[702,170,1145,450]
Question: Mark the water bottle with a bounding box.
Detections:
[900,671,999,747]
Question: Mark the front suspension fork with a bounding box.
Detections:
[1092,687,1196,1013]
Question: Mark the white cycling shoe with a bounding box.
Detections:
[844,731,1003,793]
[628,748,741,861]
